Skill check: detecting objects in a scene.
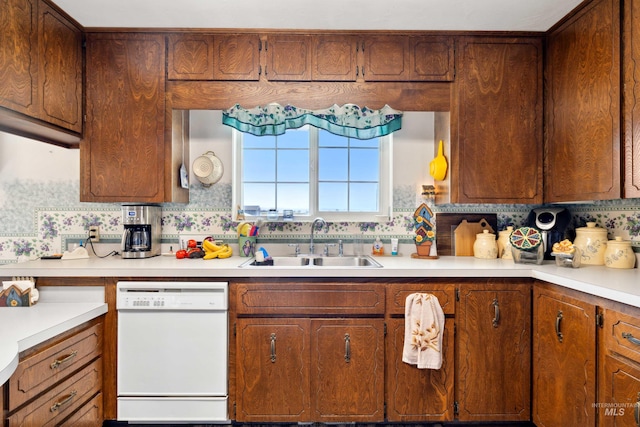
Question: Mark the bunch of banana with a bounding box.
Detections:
[203,239,233,259]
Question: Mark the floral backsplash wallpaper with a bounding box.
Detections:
[0,179,639,263]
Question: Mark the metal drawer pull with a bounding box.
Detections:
[635,392,640,426]
[50,350,78,369]
[344,333,351,363]
[270,333,276,363]
[622,332,640,346]
[50,390,77,412]
[555,311,563,343]
[492,298,500,328]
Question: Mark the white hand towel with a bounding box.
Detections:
[402,292,445,369]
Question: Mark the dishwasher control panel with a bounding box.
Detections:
[116,281,228,310]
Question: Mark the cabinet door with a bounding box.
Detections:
[167,34,214,80]
[600,355,640,426]
[0,0,37,115]
[451,37,543,204]
[546,0,621,202]
[533,285,597,427]
[213,34,260,81]
[312,35,358,81]
[457,284,531,421]
[386,317,454,422]
[265,35,311,81]
[82,33,166,202]
[624,0,640,198]
[410,36,454,82]
[38,0,82,133]
[311,319,384,422]
[235,318,311,422]
[363,35,410,81]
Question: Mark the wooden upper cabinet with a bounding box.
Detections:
[213,34,261,81]
[362,35,410,81]
[410,36,454,81]
[363,35,454,82]
[447,36,543,204]
[312,35,358,81]
[0,0,82,143]
[265,34,312,81]
[624,0,640,198]
[167,34,215,80]
[82,33,170,203]
[0,0,37,115]
[545,0,621,202]
[38,0,82,133]
[167,33,260,81]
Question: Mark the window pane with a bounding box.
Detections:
[244,134,275,149]
[350,148,379,181]
[351,137,379,148]
[244,183,275,211]
[350,183,378,211]
[278,128,310,149]
[277,183,309,213]
[319,147,348,181]
[319,130,347,147]
[319,183,348,211]
[243,149,275,182]
[277,150,309,182]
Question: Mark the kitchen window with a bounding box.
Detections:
[232,126,392,222]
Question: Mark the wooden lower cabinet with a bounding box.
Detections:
[456,281,531,422]
[600,355,640,426]
[386,317,454,421]
[4,319,104,426]
[533,283,597,427]
[235,317,384,423]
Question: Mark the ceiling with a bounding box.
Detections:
[51,0,585,32]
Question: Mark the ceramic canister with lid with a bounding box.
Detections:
[497,226,514,259]
[573,222,608,265]
[604,237,636,269]
[474,229,498,259]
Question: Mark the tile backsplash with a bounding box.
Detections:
[1,179,639,263]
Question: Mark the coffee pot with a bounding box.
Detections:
[121,205,161,259]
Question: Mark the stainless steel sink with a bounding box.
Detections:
[239,255,382,268]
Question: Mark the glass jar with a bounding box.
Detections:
[604,237,636,269]
[573,222,608,266]
[473,229,498,259]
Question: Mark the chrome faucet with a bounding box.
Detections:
[309,217,326,254]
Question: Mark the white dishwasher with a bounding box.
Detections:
[116,281,229,424]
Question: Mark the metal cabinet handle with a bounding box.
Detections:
[50,390,77,412]
[270,333,276,363]
[492,298,500,328]
[50,350,78,370]
[622,332,640,347]
[344,333,351,363]
[556,311,564,343]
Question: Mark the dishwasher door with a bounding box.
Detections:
[117,281,228,422]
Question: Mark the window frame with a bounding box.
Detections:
[232,127,393,223]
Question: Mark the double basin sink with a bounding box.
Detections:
[239,255,382,268]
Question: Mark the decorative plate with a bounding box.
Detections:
[509,226,542,250]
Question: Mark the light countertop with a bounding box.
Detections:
[1,253,639,306]
[0,302,108,386]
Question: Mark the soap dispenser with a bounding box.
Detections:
[372,237,385,255]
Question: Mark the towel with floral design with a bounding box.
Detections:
[402,292,445,369]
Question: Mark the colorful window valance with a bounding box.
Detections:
[222,103,403,139]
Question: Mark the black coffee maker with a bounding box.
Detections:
[526,207,572,260]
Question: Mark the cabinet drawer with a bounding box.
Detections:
[235,283,384,315]
[9,322,103,410]
[386,283,456,315]
[59,392,102,426]
[7,358,102,427]
[604,306,640,363]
